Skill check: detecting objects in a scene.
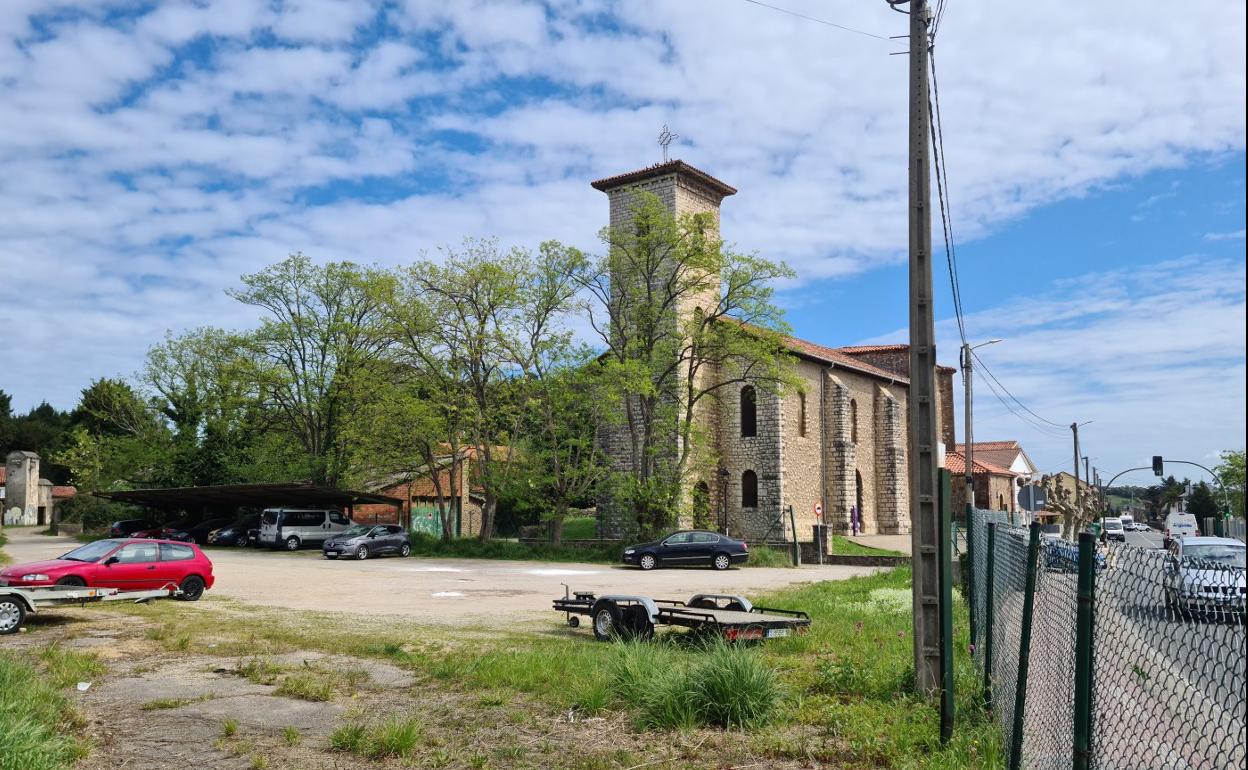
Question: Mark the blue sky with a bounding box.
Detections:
[0,0,1244,481]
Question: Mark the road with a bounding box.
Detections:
[0,527,879,626]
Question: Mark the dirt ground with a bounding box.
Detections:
[2,527,877,623]
[2,527,880,769]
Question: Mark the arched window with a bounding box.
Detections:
[850,398,859,444]
[998,494,1006,511]
[741,470,758,508]
[797,391,807,437]
[740,385,757,438]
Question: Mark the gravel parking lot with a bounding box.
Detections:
[3,528,880,626]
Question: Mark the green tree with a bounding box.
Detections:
[1214,449,1245,519]
[571,192,797,538]
[228,254,392,487]
[389,241,530,540]
[1186,481,1219,522]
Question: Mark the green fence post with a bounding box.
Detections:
[1073,532,1096,770]
[1009,522,1042,770]
[1214,517,1225,537]
[983,522,997,711]
[939,470,955,743]
[967,505,977,653]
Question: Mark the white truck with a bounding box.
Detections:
[1119,513,1135,531]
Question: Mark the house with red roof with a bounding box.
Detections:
[2,451,77,527]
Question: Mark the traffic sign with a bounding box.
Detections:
[814,502,823,518]
[1019,484,1046,512]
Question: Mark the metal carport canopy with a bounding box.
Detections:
[94,482,402,512]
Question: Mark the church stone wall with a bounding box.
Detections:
[719,382,783,541]
[778,359,824,539]
[874,385,910,534]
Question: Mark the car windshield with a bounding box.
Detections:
[59,539,122,563]
[1183,545,1246,568]
[1104,521,1122,530]
[340,525,372,537]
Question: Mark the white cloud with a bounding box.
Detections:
[0,0,1244,416]
[1204,229,1245,241]
[861,256,1247,480]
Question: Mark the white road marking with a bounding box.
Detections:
[431,591,465,597]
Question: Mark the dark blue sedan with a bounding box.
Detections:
[622,530,749,571]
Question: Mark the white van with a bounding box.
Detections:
[1119,513,1135,531]
[259,508,354,551]
[1163,512,1199,549]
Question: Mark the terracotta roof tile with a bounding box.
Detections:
[591,160,737,198]
[835,344,911,353]
[52,486,76,498]
[781,335,911,384]
[946,450,1015,476]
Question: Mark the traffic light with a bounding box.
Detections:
[1152,455,1164,476]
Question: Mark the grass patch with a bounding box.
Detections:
[221,718,238,737]
[829,535,907,557]
[275,666,368,702]
[744,544,794,568]
[407,532,619,563]
[561,516,598,540]
[329,716,424,760]
[0,530,9,565]
[36,644,105,689]
[0,653,89,770]
[281,726,302,746]
[140,694,215,710]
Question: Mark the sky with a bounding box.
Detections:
[0,0,1244,483]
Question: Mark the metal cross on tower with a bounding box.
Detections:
[658,124,678,162]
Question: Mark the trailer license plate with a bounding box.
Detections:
[766,628,790,638]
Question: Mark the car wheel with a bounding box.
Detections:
[590,600,621,642]
[177,575,206,602]
[638,553,657,571]
[55,575,87,587]
[0,598,25,635]
[399,543,411,558]
[284,536,300,551]
[355,545,369,561]
[712,553,731,571]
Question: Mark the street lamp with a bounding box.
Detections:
[962,338,1003,507]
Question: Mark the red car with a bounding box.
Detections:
[0,538,215,601]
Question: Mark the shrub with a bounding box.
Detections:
[0,653,88,770]
[687,643,780,728]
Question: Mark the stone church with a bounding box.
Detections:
[592,160,955,542]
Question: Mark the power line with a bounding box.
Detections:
[974,365,1069,438]
[968,349,1068,429]
[738,0,888,40]
[928,48,967,346]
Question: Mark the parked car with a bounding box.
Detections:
[322,524,411,560]
[258,508,354,551]
[1043,539,1108,572]
[131,525,195,542]
[1163,513,1200,549]
[183,517,233,545]
[622,530,749,571]
[0,539,214,600]
[1099,517,1126,543]
[206,515,260,547]
[1163,536,1246,619]
[108,519,153,538]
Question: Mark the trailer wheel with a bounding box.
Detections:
[0,597,25,635]
[591,600,620,641]
[55,575,87,587]
[712,553,731,571]
[177,575,206,602]
[619,604,654,641]
[567,616,580,628]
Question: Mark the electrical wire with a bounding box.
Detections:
[971,350,1069,430]
[739,0,889,40]
[928,47,967,347]
[974,365,1070,439]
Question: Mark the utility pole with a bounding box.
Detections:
[1071,423,1083,513]
[906,0,942,696]
[962,344,974,505]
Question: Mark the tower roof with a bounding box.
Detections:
[591,159,737,198]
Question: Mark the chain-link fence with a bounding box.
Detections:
[966,509,1246,770]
